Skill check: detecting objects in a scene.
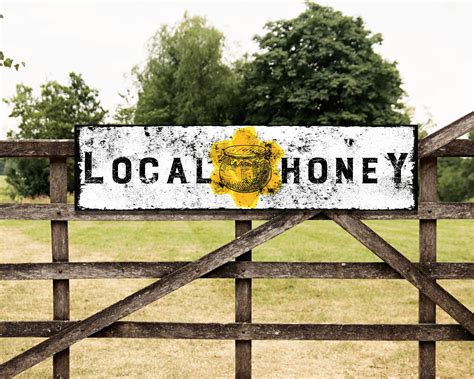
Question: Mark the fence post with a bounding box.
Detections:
[50,157,70,378]
[419,157,437,379]
[235,220,252,379]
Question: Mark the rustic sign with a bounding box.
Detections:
[75,125,417,210]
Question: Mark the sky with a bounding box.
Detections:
[0,0,472,138]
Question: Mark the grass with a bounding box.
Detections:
[0,176,472,377]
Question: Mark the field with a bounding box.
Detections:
[0,176,472,378]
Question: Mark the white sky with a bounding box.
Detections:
[0,0,472,138]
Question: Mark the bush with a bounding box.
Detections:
[3,72,106,198]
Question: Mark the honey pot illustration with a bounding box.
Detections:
[219,145,272,193]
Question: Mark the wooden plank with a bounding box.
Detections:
[429,139,474,157]
[0,322,472,341]
[0,211,317,377]
[0,202,472,221]
[235,220,252,379]
[49,157,70,379]
[419,112,474,158]
[0,140,74,157]
[1,262,472,280]
[8,137,474,160]
[416,202,474,219]
[327,213,474,335]
[419,157,437,378]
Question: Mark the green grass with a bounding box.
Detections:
[0,176,472,377]
[1,218,471,263]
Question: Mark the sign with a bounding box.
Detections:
[75,125,417,210]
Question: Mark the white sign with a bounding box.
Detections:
[75,125,417,210]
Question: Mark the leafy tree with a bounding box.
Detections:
[242,2,410,125]
[437,131,474,202]
[0,14,25,70]
[4,72,107,198]
[114,89,136,124]
[134,14,243,125]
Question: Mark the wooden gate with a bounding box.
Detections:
[0,113,473,378]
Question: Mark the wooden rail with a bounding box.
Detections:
[1,134,473,158]
[0,202,472,220]
[0,112,473,378]
[418,112,474,158]
[0,262,473,280]
[1,322,472,341]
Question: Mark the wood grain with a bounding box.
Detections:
[0,211,317,377]
[419,112,474,158]
[430,139,474,157]
[50,157,70,379]
[235,220,252,379]
[0,140,73,157]
[327,213,474,335]
[419,157,437,378]
[0,202,472,221]
[0,262,472,280]
[0,322,471,341]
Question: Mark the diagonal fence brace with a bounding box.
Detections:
[327,213,474,335]
[419,112,474,158]
[0,211,318,377]
[418,112,474,158]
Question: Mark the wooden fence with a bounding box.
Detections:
[0,113,473,378]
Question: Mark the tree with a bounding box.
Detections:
[114,89,136,124]
[134,14,243,125]
[4,72,107,198]
[241,2,410,125]
[0,14,25,70]
[437,131,474,202]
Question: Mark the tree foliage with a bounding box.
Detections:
[0,14,25,70]
[113,89,136,124]
[134,14,243,125]
[241,2,410,125]
[4,72,107,198]
[437,131,474,202]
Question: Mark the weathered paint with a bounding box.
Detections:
[75,125,417,210]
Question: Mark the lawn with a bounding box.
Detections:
[0,175,472,377]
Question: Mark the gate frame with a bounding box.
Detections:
[0,112,473,378]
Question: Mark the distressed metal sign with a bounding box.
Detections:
[75,125,417,210]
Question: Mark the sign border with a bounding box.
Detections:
[74,124,418,212]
